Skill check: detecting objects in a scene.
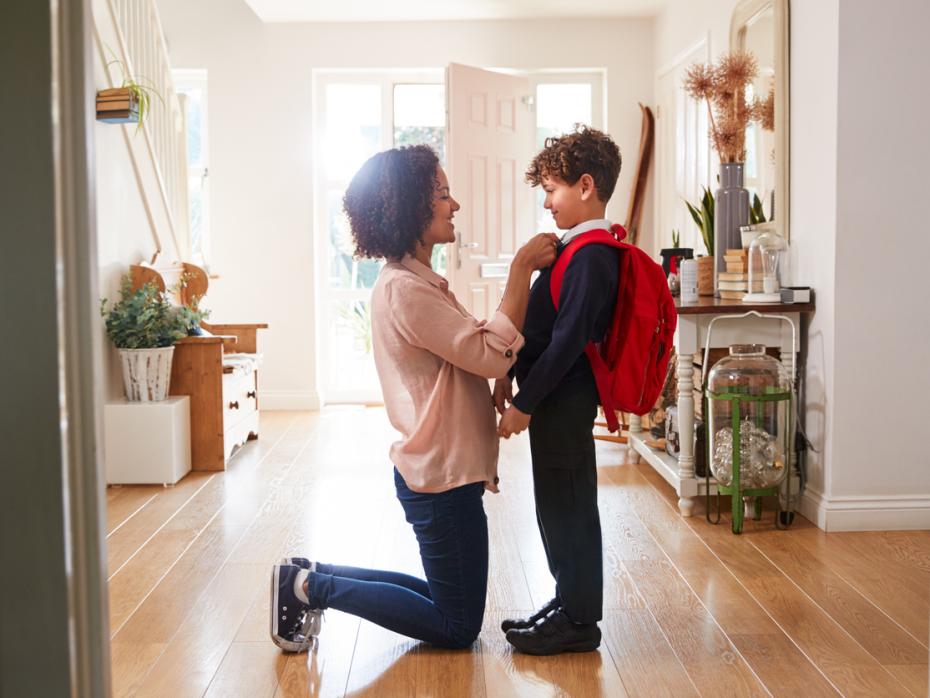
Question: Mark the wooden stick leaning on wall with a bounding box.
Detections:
[624,103,655,248]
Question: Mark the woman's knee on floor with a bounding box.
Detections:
[444,628,480,650]
[437,618,482,649]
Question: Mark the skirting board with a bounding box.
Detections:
[260,390,320,411]
[800,488,930,531]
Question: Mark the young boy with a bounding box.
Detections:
[496,125,622,655]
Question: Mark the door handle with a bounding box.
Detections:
[456,235,479,268]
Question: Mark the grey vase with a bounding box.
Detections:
[714,162,749,295]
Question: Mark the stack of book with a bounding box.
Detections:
[718,248,748,300]
[96,88,139,124]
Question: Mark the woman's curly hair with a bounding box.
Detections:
[343,145,440,260]
[525,125,621,203]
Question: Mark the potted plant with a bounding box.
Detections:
[96,52,162,127]
[100,276,207,402]
[684,51,762,291]
[685,187,716,296]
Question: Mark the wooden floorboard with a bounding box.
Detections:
[107,408,930,697]
[106,486,160,536]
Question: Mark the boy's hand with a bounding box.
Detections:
[498,404,531,439]
[513,233,560,271]
[493,378,513,416]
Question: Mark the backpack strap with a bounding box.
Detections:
[548,224,627,310]
[548,224,628,432]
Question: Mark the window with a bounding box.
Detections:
[173,70,210,268]
[529,74,603,232]
[314,72,444,404]
[393,83,447,273]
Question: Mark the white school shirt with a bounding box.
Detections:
[560,218,613,245]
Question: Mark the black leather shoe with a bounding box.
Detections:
[500,597,561,633]
[505,610,601,655]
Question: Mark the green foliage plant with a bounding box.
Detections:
[749,193,767,225]
[100,276,208,349]
[104,46,164,132]
[685,186,715,256]
[671,228,681,248]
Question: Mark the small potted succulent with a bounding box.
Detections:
[101,276,208,401]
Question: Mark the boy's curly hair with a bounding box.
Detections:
[525,125,621,202]
[343,145,440,260]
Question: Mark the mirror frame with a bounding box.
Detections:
[731,0,790,241]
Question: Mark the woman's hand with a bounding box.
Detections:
[493,377,513,416]
[498,404,531,439]
[513,233,560,271]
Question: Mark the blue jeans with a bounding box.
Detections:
[305,468,488,648]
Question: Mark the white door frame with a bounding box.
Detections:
[1,0,111,694]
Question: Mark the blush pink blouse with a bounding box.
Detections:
[371,256,524,493]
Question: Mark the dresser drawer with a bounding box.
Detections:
[223,370,257,432]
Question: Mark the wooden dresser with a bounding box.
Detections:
[170,323,267,470]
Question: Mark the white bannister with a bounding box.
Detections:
[94,0,190,261]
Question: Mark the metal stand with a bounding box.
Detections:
[702,311,798,534]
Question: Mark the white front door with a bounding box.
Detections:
[655,40,712,257]
[446,63,535,320]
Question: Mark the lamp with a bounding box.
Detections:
[744,231,788,302]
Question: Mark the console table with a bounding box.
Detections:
[627,296,815,517]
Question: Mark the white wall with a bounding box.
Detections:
[829,1,930,520]
[789,0,839,522]
[155,0,655,409]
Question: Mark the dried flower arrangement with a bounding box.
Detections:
[683,51,761,162]
[753,87,775,131]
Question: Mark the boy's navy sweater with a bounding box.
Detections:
[511,243,619,414]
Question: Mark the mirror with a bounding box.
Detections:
[731,0,789,240]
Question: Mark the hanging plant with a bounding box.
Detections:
[96,47,163,129]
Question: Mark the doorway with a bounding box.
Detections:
[313,68,603,406]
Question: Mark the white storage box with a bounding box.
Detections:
[104,396,191,485]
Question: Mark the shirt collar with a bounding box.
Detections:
[399,255,449,292]
[560,218,612,245]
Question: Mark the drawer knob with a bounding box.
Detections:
[247,391,256,399]
[229,401,240,409]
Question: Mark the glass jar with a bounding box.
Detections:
[745,230,789,302]
[707,344,790,489]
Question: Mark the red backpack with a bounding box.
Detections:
[550,224,677,431]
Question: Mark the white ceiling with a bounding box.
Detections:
[242,0,667,23]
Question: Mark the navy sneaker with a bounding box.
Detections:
[281,556,312,569]
[270,564,316,652]
[276,558,324,638]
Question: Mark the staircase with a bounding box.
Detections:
[92,0,190,262]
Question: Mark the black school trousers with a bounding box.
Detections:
[527,371,602,625]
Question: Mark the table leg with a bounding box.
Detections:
[780,345,796,471]
[626,413,642,464]
[677,351,696,517]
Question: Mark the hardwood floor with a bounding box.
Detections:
[106,408,929,697]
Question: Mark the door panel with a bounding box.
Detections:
[446,63,534,321]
